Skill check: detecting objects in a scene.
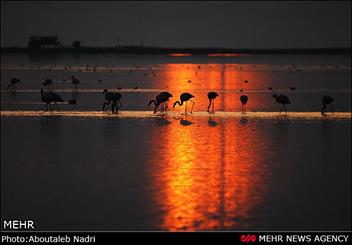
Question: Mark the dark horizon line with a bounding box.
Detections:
[1,45,351,55]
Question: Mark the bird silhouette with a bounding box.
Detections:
[321,95,334,115]
[40,88,64,112]
[173,92,195,114]
[207,92,219,113]
[148,91,173,114]
[273,94,291,114]
[240,95,249,113]
[102,89,122,114]
[71,75,80,90]
[7,78,20,91]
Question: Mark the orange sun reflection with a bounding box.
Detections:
[147,64,273,230]
[148,117,269,231]
[169,53,192,57]
[161,64,272,112]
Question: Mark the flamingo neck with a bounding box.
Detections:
[173,101,183,107]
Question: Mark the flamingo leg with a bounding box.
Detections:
[330,104,334,114]
[190,100,195,114]
[153,103,160,114]
[55,102,60,113]
[50,103,54,113]
[115,101,120,113]
[112,101,117,113]
[284,105,288,115]
[185,101,188,114]
[160,102,165,113]
[103,101,111,111]
[322,105,327,115]
[279,105,284,114]
[41,103,49,114]
[165,102,168,114]
[160,102,166,115]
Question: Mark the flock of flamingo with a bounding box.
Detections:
[6,76,335,116]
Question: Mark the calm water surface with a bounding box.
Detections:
[1,54,351,112]
[1,116,350,231]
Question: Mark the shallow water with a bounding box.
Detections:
[1,54,351,112]
[1,116,350,231]
[1,54,351,231]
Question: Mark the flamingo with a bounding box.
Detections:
[40,88,64,112]
[240,95,248,113]
[207,92,219,113]
[273,94,291,114]
[173,92,195,114]
[7,78,20,91]
[148,92,173,114]
[321,96,334,115]
[102,89,122,114]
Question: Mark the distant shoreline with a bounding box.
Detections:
[1,46,351,55]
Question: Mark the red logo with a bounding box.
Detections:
[241,234,256,243]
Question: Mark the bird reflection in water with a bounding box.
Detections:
[240,116,248,125]
[207,117,218,127]
[155,117,172,127]
[174,114,194,126]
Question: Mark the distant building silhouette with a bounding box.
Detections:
[72,40,81,49]
[27,36,61,49]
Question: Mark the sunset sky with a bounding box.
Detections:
[1,1,351,48]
